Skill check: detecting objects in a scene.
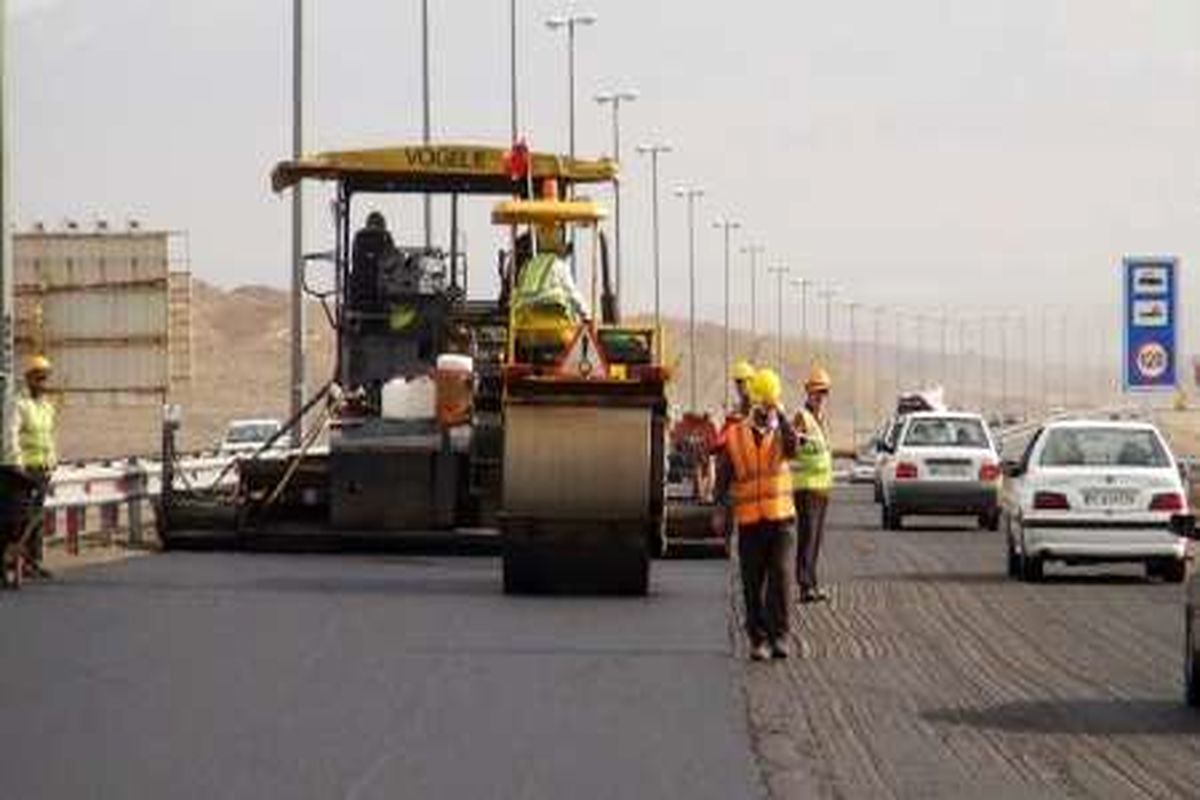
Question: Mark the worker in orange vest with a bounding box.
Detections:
[714,368,799,661]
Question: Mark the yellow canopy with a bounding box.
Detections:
[491,199,608,226]
[271,143,617,194]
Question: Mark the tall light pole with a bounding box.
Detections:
[0,0,10,457]
[510,0,518,141]
[290,0,306,446]
[819,285,838,365]
[595,89,638,298]
[847,300,861,448]
[791,277,812,362]
[421,0,432,248]
[546,9,596,279]
[713,218,741,409]
[894,310,905,395]
[872,306,885,420]
[545,10,598,159]
[768,264,789,376]
[636,142,671,331]
[741,244,766,344]
[675,186,704,410]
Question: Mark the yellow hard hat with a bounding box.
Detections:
[732,360,755,382]
[805,364,832,392]
[749,368,783,406]
[25,354,52,374]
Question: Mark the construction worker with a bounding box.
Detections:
[792,365,834,603]
[731,359,755,418]
[349,210,396,311]
[7,355,58,578]
[714,368,798,661]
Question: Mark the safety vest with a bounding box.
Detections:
[11,394,57,470]
[726,421,796,526]
[791,407,832,492]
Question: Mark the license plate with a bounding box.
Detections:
[1082,489,1137,507]
[929,464,970,478]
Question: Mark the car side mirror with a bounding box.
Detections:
[1170,513,1197,539]
[1003,461,1024,479]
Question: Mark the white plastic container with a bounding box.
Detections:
[381,375,436,420]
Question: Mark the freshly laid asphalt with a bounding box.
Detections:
[0,553,761,800]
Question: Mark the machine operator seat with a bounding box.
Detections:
[349,212,396,312]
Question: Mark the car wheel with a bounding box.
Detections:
[1187,609,1200,707]
[1164,559,1188,584]
[1006,537,1020,579]
[1020,552,1044,583]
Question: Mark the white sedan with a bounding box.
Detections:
[1000,420,1189,583]
[879,412,1002,530]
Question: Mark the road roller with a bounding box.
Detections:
[493,198,668,595]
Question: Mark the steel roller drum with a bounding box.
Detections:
[503,405,652,519]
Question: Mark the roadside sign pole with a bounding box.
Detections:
[0,0,11,459]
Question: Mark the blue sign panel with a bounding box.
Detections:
[1123,256,1178,392]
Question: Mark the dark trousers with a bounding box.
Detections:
[737,520,796,646]
[795,490,830,592]
[25,469,50,565]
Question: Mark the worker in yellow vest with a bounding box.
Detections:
[714,368,798,661]
[7,355,58,578]
[792,365,833,603]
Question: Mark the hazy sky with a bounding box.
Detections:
[12,0,1200,349]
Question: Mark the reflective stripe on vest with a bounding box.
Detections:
[791,408,833,492]
[15,396,56,470]
[727,422,796,526]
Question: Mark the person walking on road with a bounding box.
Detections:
[714,368,798,661]
[6,355,58,579]
[793,365,834,604]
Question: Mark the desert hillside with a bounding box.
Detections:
[55,283,1117,460]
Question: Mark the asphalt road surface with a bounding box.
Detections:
[9,486,1200,799]
[0,553,760,800]
[747,486,1200,799]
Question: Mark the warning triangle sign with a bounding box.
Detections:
[556,325,609,379]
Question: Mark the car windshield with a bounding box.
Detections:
[1039,427,1170,468]
[903,417,990,448]
[226,424,278,444]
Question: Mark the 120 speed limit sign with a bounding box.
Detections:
[1135,342,1170,380]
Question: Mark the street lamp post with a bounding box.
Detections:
[791,277,812,362]
[510,0,518,141]
[0,0,10,456]
[545,10,598,159]
[675,186,704,410]
[546,9,597,278]
[847,300,861,449]
[421,0,432,248]
[595,89,638,298]
[290,0,306,446]
[741,244,766,344]
[872,306,884,420]
[819,286,838,365]
[713,218,741,409]
[636,142,671,331]
[768,264,789,376]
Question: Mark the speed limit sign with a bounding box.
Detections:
[1136,342,1169,380]
[1124,257,1178,391]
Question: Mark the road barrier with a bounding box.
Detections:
[41,456,234,554]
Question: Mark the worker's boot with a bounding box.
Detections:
[749,641,771,662]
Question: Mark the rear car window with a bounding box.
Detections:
[903,417,990,448]
[1039,428,1170,468]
